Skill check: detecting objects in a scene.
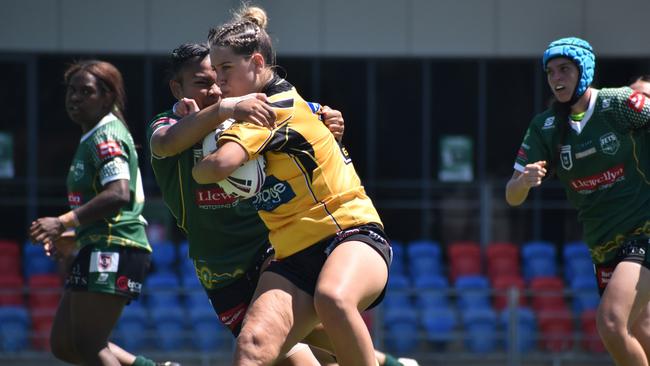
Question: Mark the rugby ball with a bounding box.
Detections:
[202,122,266,199]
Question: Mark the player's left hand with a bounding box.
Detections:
[320,106,344,141]
[29,217,65,247]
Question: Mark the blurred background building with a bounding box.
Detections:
[1,0,649,365]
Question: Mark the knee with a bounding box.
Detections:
[236,328,276,365]
[314,285,355,319]
[596,306,628,343]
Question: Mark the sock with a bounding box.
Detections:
[133,355,156,366]
[384,354,402,366]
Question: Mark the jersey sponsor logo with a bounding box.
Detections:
[560,145,572,170]
[599,132,620,155]
[627,91,646,113]
[218,302,248,330]
[193,148,203,165]
[601,98,612,110]
[542,116,555,130]
[97,141,123,160]
[71,160,84,181]
[195,187,238,209]
[90,251,119,273]
[595,265,614,289]
[96,272,110,284]
[569,164,625,194]
[116,275,142,293]
[575,147,596,159]
[252,175,296,212]
[68,192,82,208]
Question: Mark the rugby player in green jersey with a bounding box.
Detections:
[29,60,177,366]
[149,42,416,366]
[506,37,650,366]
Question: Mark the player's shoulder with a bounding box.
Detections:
[597,86,633,101]
[529,108,557,133]
[149,110,177,127]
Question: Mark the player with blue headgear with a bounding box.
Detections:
[507,36,650,365]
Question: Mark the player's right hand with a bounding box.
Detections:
[521,160,547,188]
[173,98,200,117]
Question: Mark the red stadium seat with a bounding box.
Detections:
[448,241,482,282]
[0,240,21,276]
[529,277,567,312]
[0,274,25,306]
[28,274,61,310]
[31,307,56,351]
[485,242,520,280]
[492,275,526,310]
[538,306,573,352]
[581,309,606,353]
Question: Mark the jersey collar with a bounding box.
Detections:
[569,89,598,134]
[80,113,118,143]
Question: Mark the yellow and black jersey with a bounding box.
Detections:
[218,76,382,259]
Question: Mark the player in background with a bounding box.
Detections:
[630,75,650,98]
[506,37,650,366]
[28,60,177,366]
[152,42,416,366]
[194,6,391,366]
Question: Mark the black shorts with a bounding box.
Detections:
[266,223,392,310]
[65,244,151,300]
[594,237,650,296]
[202,245,274,337]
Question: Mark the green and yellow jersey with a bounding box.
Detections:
[218,76,383,259]
[514,87,650,263]
[67,113,150,251]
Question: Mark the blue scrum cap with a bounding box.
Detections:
[543,37,595,100]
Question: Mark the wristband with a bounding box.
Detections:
[58,211,80,229]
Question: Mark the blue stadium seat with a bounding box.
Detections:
[189,302,223,351]
[421,304,457,348]
[413,273,449,309]
[114,303,148,351]
[571,275,600,313]
[22,242,56,278]
[407,240,443,278]
[384,307,418,354]
[500,307,536,353]
[462,307,498,353]
[150,241,177,273]
[390,241,405,276]
[455,275,491,311]
[384,274,412,309]
[146,272,181,308]
[0,306,30,352]
[182,273,209,309]
[177,241,195,277]
[522,241,557,281]
[563,241,593,283]
[150,305,186,350]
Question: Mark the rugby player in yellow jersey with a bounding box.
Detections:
[193,7,391,366]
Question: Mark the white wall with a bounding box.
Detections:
[1,0,648,57]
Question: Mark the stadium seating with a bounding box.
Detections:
[189,302,224,351]
[485,242,520,281]
[448,241,482,282]
[177,241,195,277]
[462,307,498,353]
[580,309,605,353]
[500,307,536,353]
[150,305,186,350]
[27,274,61,310]
[390,240,406,276]
[150,241,177,273]
[0,240,21,276]
[182,273,209,309]
[413,273,449,309]
[22,243,56,278]
[384,274,412,308]
[146,272,181,308]
[529,276,566,312]
[570,275,600,314]
[455,275,491,311]
[384,308,419,354]
[537,306,573,352]
[114,302,149,352]
[0,274,24,306]
[0,306,30,352]
[30,306,56,351]
[522,241,557,281]
[420,304,457,349]
[407,240,443,278]
[492,275,526,310]
[563,241,593,283]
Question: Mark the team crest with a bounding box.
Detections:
[560,145,573,170]
[599,133,619,155]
